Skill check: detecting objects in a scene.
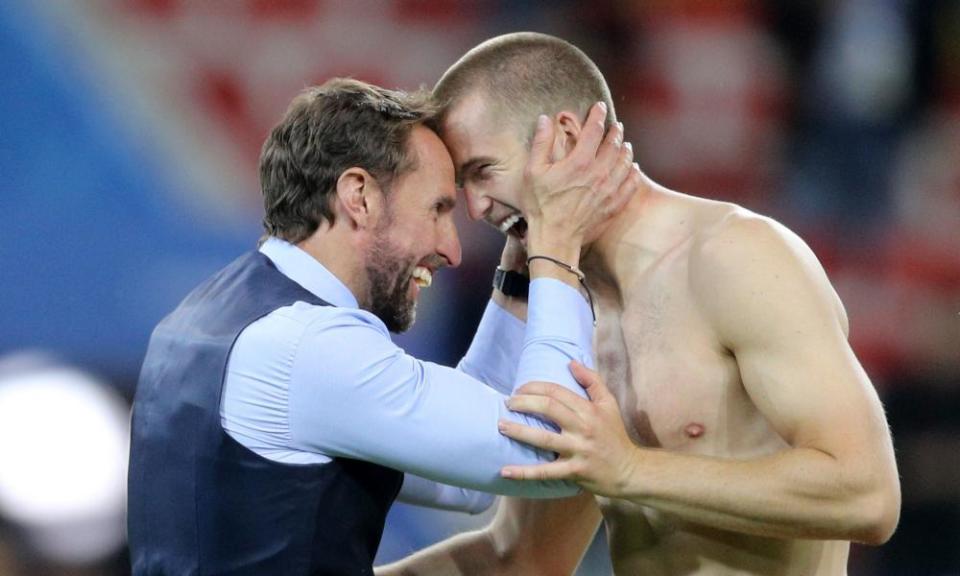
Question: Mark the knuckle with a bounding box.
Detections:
[581,422,596,439]
[596,174,611,194]
[545,398,560,413]
[538,430,554,448]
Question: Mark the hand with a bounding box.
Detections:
[498,361,639,498]
[520,102,640,260]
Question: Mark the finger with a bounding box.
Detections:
[506,394,581,430]
[515,381,591,412]
[498,420,571,453]
[527,114,555,173]
[567,101,608,165]
[599,139,634,197]
[602,162,642,221]
[592,120,625,172]
[501,460,574,481]
[569,361,611,403]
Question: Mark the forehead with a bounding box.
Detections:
[393,125,456,199]
[409,125,453,177]
[441,92,525,171]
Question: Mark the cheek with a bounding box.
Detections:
[503,170,525,206]
[396,221,434,254]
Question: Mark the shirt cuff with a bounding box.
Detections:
[458,299,526,395]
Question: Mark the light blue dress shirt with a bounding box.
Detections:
[221,238,594,509]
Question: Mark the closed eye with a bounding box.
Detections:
[459,158,497,185]
[433,197,456,214]
[471,164,493,182]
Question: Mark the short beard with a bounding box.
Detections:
[365,229,417,333]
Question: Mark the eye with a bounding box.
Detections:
[432,198,455,217]
[474,164,493,181]
[467,163,493,183]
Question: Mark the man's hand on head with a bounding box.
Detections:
[520,102,641,262]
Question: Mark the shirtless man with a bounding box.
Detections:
[378,32,900,575]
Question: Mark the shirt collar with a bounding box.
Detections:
[259,237,359,308]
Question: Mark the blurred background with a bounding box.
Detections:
[0,0,957,574]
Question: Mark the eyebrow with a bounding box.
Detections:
[436,195,457,211]
[457,156,496,183]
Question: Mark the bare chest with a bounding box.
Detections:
[593,259,778,457]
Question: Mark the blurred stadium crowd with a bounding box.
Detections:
[0,1,957,574]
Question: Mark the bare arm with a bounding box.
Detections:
[500,214,901,544]
[376,493,601,576]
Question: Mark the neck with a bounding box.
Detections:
[581,174,658,288]
[296,227,369,306]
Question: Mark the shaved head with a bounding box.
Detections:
[435,32,616,142]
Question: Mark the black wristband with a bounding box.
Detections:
[493,268,529,298]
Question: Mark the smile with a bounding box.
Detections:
[412,266,433,288]
[498,213,522,234]
[496,213,528,240]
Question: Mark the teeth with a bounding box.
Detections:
[498,213,521,234]
[412,266,432,288]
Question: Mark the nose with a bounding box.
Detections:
[463,186,491,222]
[438,218,462,268]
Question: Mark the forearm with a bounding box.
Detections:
[623,446,897,544]
[397,474,495,515]
[491,289,527,323]
[458,298,525,395]
[513,279,593,400]
[377,493,600,576]
[375,530,497,576]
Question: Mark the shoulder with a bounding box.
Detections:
[243,301,403,382]
[243,301,392,346]
[688,207,849,341]
[690,207,817,279]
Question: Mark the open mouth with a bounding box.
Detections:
[412,266,433,288]
[498,213,528,240]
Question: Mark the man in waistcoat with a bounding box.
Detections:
[127,77,640,575]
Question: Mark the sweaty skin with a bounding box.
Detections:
[584,188,854,575]
[377,96,898,576]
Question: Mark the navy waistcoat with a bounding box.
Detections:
[128,251,403,575]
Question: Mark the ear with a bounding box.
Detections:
[550,111,583,162]
[334,168,385,230]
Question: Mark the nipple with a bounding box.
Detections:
[684,423,705,439]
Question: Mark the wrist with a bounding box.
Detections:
[615,445,669,502]
[493,268,529,298]
[528,260,580,289]
[612,445,645,499]
[525,238,581,269]
[525,256,597,326]
[526,224,583,264]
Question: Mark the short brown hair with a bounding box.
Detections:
[259,78,439,243]
[434,32,615,142]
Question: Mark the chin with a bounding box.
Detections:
[386,305,417,334]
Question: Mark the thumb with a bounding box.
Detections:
[570,361,609,402]
[527,114,554,173]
